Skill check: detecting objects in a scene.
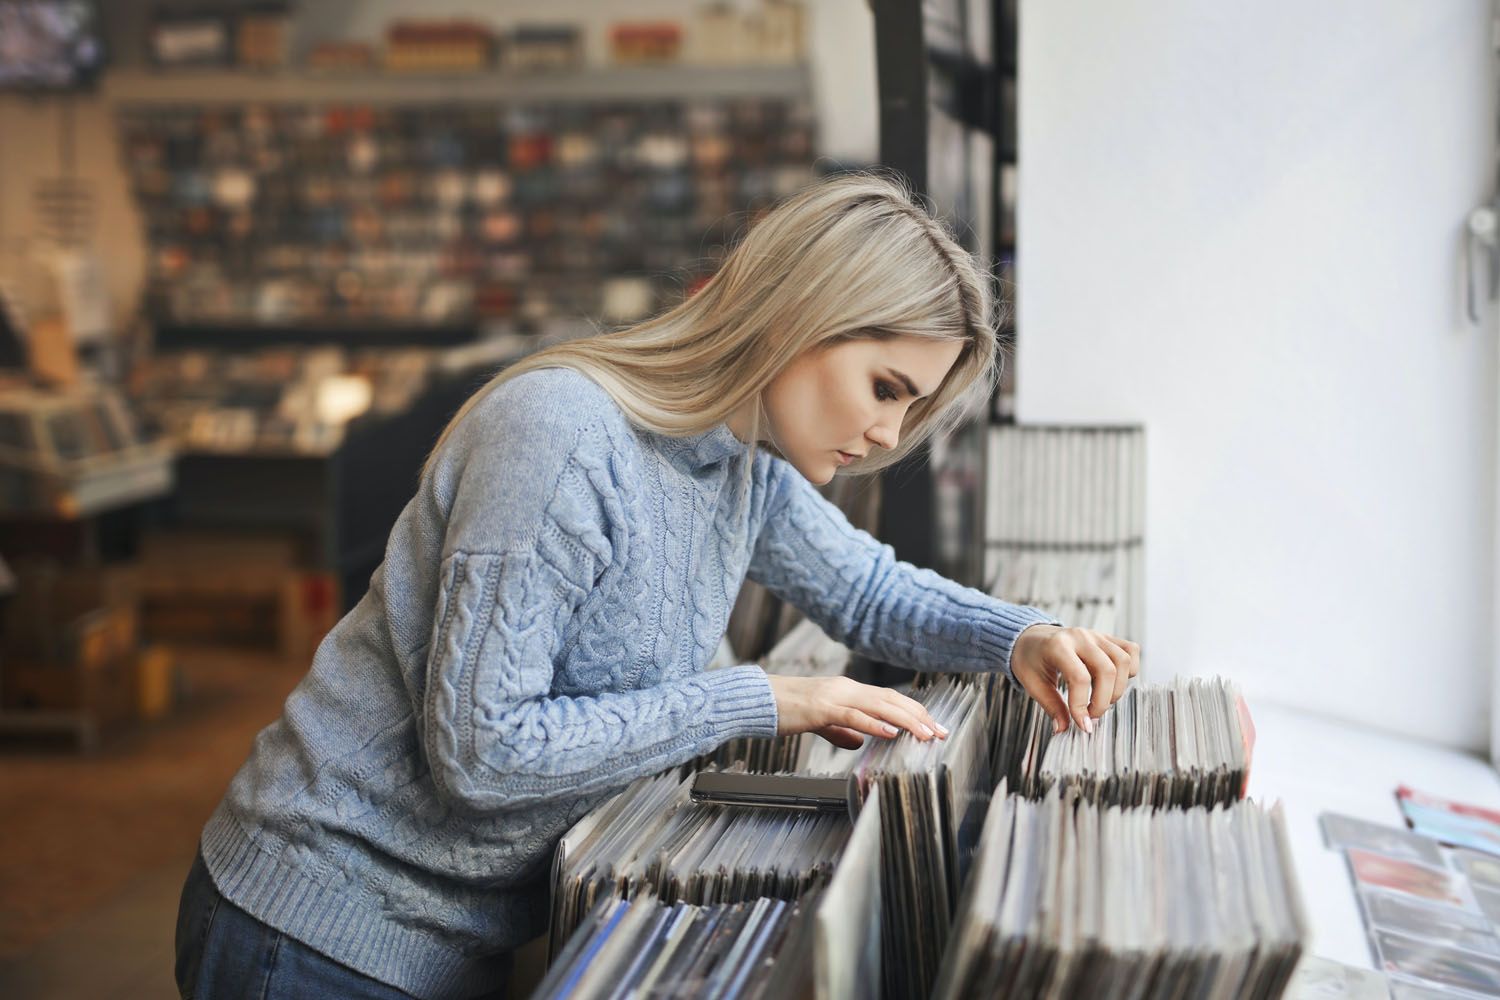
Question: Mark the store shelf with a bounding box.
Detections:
[103,64,811,106]
[151,320,480,352]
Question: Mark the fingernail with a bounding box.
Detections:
[935,723,950,737]
[1083,716,1095,735]
[883,723,899,736]
[919,724,933,739]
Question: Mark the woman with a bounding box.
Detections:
[175,172,1140,999]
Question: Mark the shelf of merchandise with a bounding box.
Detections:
[102,64,812,106]
[161,367,482,613]
[151,320,480,352]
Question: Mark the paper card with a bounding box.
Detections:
[1473,886,1500,926]
[1321,813,1444,867]
[1372,929,1500,997]
[1454,848,1500,893]
[1347,849,1470,909]
[1360,889,1500,957]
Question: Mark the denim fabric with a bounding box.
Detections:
[176,853,509,1000]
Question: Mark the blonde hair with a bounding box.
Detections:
[426,170,1001,477]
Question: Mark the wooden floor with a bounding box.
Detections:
[0,649,305,996]
[0,648,546,998]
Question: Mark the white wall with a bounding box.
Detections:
[1016,1,1497,750]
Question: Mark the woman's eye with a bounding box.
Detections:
[874,380,898,402]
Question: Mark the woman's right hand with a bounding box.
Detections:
[766,674,948,750]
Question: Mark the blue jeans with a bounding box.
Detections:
[174,852,510,1000]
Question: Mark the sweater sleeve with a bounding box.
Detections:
[746,455,1061,682]
[421,377,778,814]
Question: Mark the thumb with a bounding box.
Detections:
[816,725,866,750]
[1019,672,1071,735]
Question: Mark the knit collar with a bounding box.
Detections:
[659,422,747,471]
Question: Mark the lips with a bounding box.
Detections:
[836,450,859,465]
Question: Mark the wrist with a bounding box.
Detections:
[1013,622,1061,666]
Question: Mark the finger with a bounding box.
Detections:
[879,689,945,739]
[859,695,936,741]
[1096,636,1133,705]
[1058,656,1095,734]
[816,725,865,750]
[834,706,905,741]
[1018,669,1072,735]
[1107,635,1142,678]
[1075,640,1118,719]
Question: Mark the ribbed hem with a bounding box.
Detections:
[701,664,779,740]
[199,803,512,1000]
[973,603,1061,682]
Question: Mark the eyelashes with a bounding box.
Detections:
[874,379,899,402]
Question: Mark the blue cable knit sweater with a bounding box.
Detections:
[199,366,1056,999]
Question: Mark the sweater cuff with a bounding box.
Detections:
[974,603,1063,682]
[701,664,779,740]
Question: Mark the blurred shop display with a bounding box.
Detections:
[149,10,233,69]
[0,0,106,91]
[136,3,804,75]
[695,0,806,66]
[0,554,163,750]
[306,39,375,75]
[133,344,452,457]
[608,23,682,65]
[110,2,815,331]
[130,331,545,612]
[383,19,496,74]
[508,25,583,74]
[115,95,817,331]
[132,529,336,661]
[236,4,292,71]
[147,5,290,71]
[0,380,173,519]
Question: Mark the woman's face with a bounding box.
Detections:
[761,335,965,485]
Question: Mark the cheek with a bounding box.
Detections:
[816,366,870,436]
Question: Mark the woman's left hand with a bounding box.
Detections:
[1010,624,1141,735]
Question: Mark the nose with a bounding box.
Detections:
[866,417,899,452]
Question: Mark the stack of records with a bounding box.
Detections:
[984,424,1146,642]
[700,620,853,774]
[851,677,991,1000]
[913,669,1023,795]
[987,548,1122,632]
[533,890,818,1000]
[540,786,884,1000]
[1033,676,1253,808]
[534,890,817,1000]
[761,619,853,677]
[924,672,1254,809]
[550,768,853,956]
[933,784,1308,1000]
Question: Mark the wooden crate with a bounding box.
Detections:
[135,531,338,660]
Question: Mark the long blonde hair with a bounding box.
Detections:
[426,170,1001,477]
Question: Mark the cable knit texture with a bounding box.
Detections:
[198,366,1056,999]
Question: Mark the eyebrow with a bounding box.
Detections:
[886,368,926,399]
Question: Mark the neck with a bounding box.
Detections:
[725,400,758,444]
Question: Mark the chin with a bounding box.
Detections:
[787,454,835,485]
